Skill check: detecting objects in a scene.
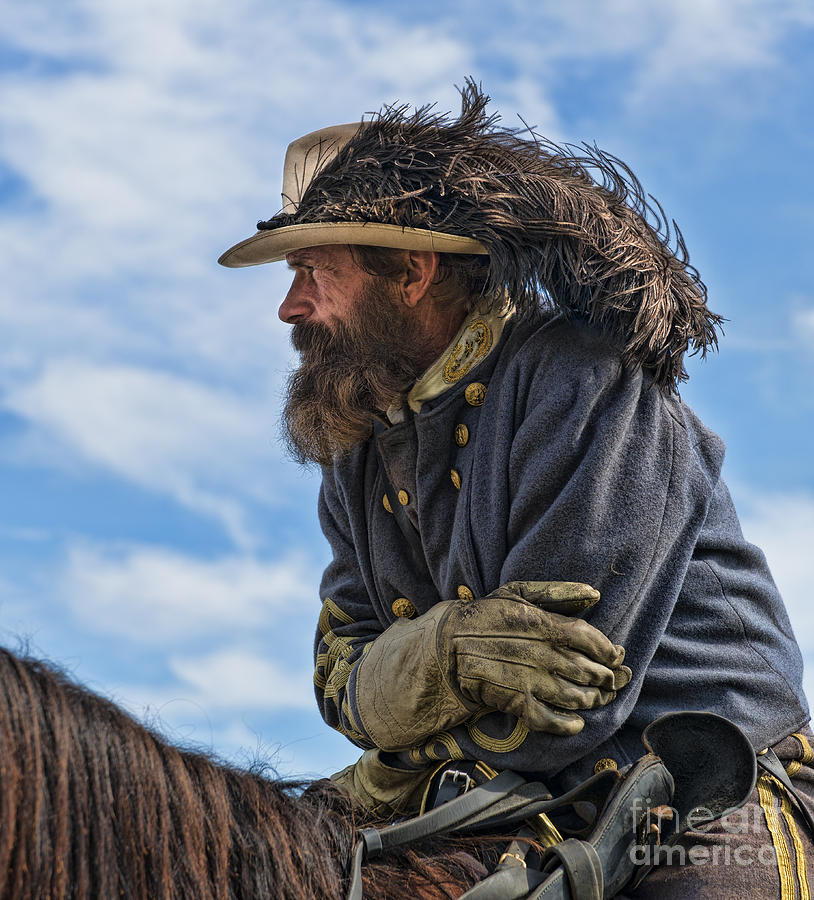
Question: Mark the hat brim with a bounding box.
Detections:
[218,222,488,268]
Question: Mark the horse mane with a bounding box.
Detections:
[0,647,492,899]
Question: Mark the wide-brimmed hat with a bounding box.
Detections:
[219,81,722,391]
[218,123,488,267]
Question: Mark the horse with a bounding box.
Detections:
[0,645,504,899]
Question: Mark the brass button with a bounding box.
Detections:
[457,585,475,602]
[450,469,462,491]
[397,489,409,506]
[392,597,416,618]
[455,423,470,447]
[593,757,618,774]
[383,493,393,514]
[464,382,487,406]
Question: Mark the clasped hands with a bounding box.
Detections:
[354,579,632,752]
[337,580,632,815]
[445,580,632,735]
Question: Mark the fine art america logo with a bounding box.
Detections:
[629,798,781,868]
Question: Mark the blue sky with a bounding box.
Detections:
[1,0,813,778]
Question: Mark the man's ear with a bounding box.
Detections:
[399,251,440,308]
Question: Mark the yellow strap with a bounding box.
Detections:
[780,787,812,900]
[475,760,499,779]
[758,773,796,900]
[795,732,814,764]
[788,734,814,777]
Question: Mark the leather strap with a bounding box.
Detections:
[758,747,814,836]
[534,839,604,899]
[375,770,525,849]
[457,866,546,899]
[430,766,476,808]
[459,771,615,835]
[458,829,546,899]
[346,770,526,900]
[346,712,761,900]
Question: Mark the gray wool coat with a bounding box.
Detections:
[313,312,808,790]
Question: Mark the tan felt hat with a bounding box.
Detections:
[218,123,488,268]
[217,80,721,391]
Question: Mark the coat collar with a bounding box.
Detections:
[387,304,514,422]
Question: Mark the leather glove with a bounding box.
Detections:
[355,581,632,752]
[330,749,435,817]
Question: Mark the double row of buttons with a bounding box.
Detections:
[387,382,487,619]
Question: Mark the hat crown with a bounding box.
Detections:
[220,81,720,390]
[281,123,360,213]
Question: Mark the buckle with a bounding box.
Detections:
[420,762,485,814]
[438,768,475,793]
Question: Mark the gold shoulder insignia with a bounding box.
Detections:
[443,318,493,384]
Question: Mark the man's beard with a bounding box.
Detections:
[282,279,432,466]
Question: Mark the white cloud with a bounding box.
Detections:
[170,647,314,711]
[106,648,314,715]
[737,489,814,704]
[0,0,482,529]
[0,0,475,276]
[3,359,284,544]
[0,536,334,769]
[502,0,814,107]
[0,0,479,389]
[0,525,52,543]
[738,491,814,635]
[793,308,814,348]
[61,542,320,641]
[47,536,335,770]
[105,683,356,777]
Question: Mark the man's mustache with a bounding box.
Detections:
[291,321,332,354]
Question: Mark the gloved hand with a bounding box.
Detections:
[447,581,631,733]
[355,581,632,752]
[330,749,436,817]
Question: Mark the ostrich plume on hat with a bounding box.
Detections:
[221,79,723,390]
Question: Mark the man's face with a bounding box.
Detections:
[279,245,371,330]
[280,245,431,466]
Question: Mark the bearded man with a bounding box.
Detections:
[220,84,813,896]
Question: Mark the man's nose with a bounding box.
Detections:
[278,279,313,324]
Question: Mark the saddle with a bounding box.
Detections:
[345,711,809,900]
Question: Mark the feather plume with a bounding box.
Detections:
[259,80,723,390]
